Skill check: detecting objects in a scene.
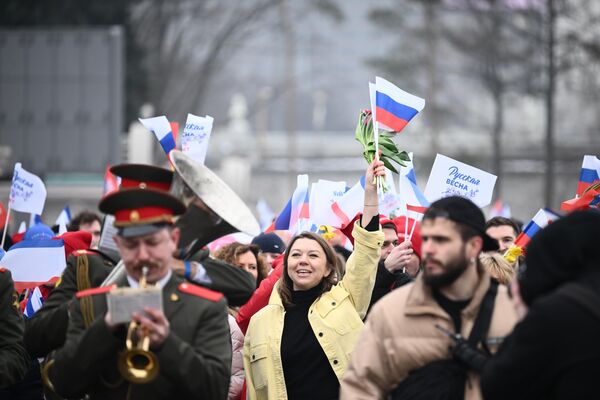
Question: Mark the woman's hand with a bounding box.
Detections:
[361,159,385,227]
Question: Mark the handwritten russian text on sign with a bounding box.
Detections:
[424,154,496,208]
[182,114,214,165]
[9,163,47,215]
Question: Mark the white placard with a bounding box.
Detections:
[379,169,402,217]
[9,163,47,215]
[309,179,347,227]
[182,113,214,165]
[424,154,497,208]
[98,214,119,253]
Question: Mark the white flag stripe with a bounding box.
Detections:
[1,239,66,290]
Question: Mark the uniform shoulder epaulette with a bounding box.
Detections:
[72,249,117,265]
[0,267,6,273]
[74,249,96,256]
[178,282,223,302]
[76,284,115,299]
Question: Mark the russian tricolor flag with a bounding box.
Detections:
[139,116,177,156]
[399,153,430,220]
[289,175,310,233]
[514,208,561,249]
[24,286,45,318]
[375,77,425,133]
[55,205,72,235]
[577,155,600,196]
[103,165,120,195]
[1,239,66,292]
[266,175,311,233]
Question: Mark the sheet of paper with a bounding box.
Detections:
[107,286,163,324]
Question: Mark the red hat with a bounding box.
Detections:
[99,188,185,238]
[379,216,397,231]
[53,231,92,258]
[110,164,173,191]
[340,213,391,246]
[392,216,422,260]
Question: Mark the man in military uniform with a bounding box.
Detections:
[46,187,232,399]
[26,163,256,359]
[0,268,29,390]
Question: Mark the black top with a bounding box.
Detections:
[433,290,471,333]
[280,214,378,400]
[368,261,413,314]
[281,285,339,400]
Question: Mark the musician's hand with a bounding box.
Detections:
[104,312,119,331]
[133,307,170,348]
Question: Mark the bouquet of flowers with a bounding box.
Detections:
[355,109,411,191]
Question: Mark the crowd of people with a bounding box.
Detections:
[0,149,599,400]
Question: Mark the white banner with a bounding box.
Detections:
[9,163,47,215]
[424,154,497,208]
[182,113,214,165]
[309,179,347,227]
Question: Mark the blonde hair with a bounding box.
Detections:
[480,252,515,285]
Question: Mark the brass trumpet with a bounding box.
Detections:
[117,267,160,384]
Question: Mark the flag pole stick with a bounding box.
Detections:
[1,203,11,249]
[404,211,409,242]
[374,121,382,191]
[408,217,417,242]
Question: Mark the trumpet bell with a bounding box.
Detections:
[118,347,160,384]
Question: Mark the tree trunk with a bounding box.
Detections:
[492,87,504,198]
[424,0,440,154]
[544,0,556,207]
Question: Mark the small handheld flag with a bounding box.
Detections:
[399,153,429,221]
[182,114,214,165]
[139,116,176,156]
[9,163,47,216]
[375,76,425,133]
[513,208,561,249]
[103,166,120,195]
[577,155,600,196]
[266,175,311,233]
[55,206,72,235]
[24,286,45,318]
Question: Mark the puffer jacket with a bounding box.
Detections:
[243,222,383,400]
[228,315,244,400]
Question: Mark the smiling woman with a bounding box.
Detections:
[243,160,386,400]
[278,233,340,306]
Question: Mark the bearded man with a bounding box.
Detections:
[341,196,519,400]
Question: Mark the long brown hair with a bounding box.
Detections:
[278,232,341,308]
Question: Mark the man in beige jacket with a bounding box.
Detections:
[341,196,519,400]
